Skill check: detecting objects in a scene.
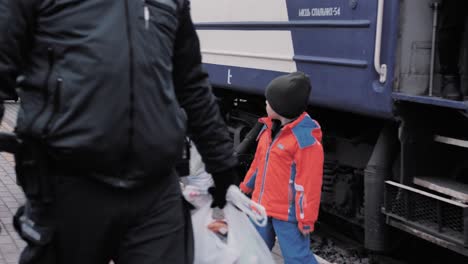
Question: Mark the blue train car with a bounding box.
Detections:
[192,0,468,257]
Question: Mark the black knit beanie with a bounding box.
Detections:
[265,71,311,119]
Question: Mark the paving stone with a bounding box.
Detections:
[0,104,21,264]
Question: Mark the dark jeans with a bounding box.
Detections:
[438,0,468,74]
[18,172,193,264]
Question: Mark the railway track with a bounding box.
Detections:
[312,215,468,264]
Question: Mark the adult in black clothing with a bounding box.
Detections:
[0,0,237,263]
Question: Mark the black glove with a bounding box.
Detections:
[209,167,239,209]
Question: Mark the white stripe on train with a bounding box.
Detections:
[197,30,297,72]
[192,0,297,72]
[191,0,289,22]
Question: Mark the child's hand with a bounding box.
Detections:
[298,223,313,236]
[299,229,312,236]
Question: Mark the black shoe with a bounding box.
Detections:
[441,75,463,101]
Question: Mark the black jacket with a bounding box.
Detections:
[0,0,236,187]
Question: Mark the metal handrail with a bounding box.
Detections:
[374,0,387,83]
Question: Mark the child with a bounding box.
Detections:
[240,72,323,264]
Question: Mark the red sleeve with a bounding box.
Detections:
[240,144,261,194]
[294,128,324,233]
[240,126,267,194]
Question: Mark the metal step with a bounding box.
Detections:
[434,135,468,148]
[383,181,468,256]
[414,176,468,204]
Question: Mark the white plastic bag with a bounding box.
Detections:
[183,184,268,228]
[181,173,214,209]
[226,186,267,227]
[192,201,275,264]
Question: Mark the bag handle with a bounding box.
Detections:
[226,186,268,227]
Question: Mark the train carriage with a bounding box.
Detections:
[191,0,468,257]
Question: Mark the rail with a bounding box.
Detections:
[200,50,291,61]
[374,0,387,83]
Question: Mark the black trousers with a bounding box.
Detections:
[18,172,193,264]
[438,0,468,74]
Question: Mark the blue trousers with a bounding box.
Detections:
[254,217,318,264]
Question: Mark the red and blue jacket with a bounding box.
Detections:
[240,112,324,232]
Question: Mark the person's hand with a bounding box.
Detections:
[208,167,239,208]
[298,223,313,236]
[299,228,313,236]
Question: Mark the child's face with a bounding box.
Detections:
[266,101,281,119]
